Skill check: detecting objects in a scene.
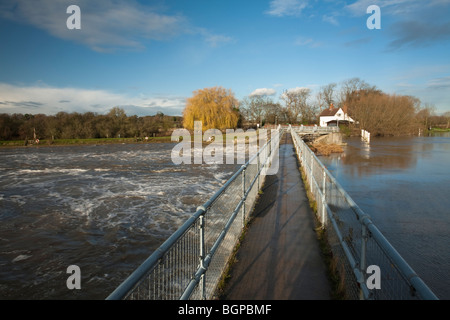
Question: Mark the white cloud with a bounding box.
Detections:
[249,88,277,97]
[0,0,231,52]
[202,33,234,48]
[345,0,442,17]
[294,36,322,48]
[322,14,339,26]
[266,0,308,17]
[0,83,186,116]
[427,76,450,90]
[286,87,310,94]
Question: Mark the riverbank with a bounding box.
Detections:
[0,136,174,147]
[338,126,450,138]
[0,129,275,148]
[430,128,450,133]
[310,143,344,156]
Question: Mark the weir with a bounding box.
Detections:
[107,125,438,300]
[107,126,283,300]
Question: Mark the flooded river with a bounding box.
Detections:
[318,133,450,299]
[1,134,449,300]
[0,143,239,299]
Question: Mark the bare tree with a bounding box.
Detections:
[240,95,282,127]
[349,90,422,136]
[0,109,183,141]
[338,77,379,107]
[416,103,436,130]
[263,101,283,125]
[240,96,266,127]
[280,88,311,124]
[444,111,450,129]
[317,83,337,110]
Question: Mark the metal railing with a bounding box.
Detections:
[107,126,283,300]
[290,126,438,300]
[290,125,340,134]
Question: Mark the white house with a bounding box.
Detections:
[319,104,355,127]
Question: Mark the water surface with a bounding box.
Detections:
[0,143,239,299]
[319,133,450,299]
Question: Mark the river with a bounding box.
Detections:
[0,143,240,299]
[318,133,450,300]
[1,135,449,300]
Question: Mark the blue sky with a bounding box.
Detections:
[0,0,449,116]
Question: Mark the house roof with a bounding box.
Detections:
[319,107,340,117]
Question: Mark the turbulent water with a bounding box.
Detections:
[0,143,239,299]
[319,133,450,300]
[2,134,449,300]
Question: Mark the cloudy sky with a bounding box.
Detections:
[0,0,449,116]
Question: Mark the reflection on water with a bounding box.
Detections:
[329,137,430,178]
[319,133,450,299]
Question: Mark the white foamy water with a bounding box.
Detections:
[0,143,240,299]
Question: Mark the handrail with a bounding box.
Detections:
[107,127,282,300]
[290,126,438,300]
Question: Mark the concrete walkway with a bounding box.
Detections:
[222,133,331,300]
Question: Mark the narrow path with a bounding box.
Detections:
[222,132,331,300]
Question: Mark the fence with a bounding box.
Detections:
[361,129,371,143]
[107,126,283,300]
[290,125,340,134]
[290,126,438,300]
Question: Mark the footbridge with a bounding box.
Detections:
[289,125,341,143]
[106,125,438,300]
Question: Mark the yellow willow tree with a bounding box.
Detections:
[183,86,240,131]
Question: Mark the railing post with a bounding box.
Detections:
[301,139,304,165]
[268,140,272,170]
[242,167,246,227]
[199,213,206,300]
[322,169,327,227]
[360,224,368,300]
[257,149,260,189]
[310,153,314,192]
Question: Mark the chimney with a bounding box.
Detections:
[343,104,348,115]
[329,103,334,111]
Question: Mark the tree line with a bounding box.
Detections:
[0,107,183,141]
[2,78,448,141]
[237,78,447,136]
